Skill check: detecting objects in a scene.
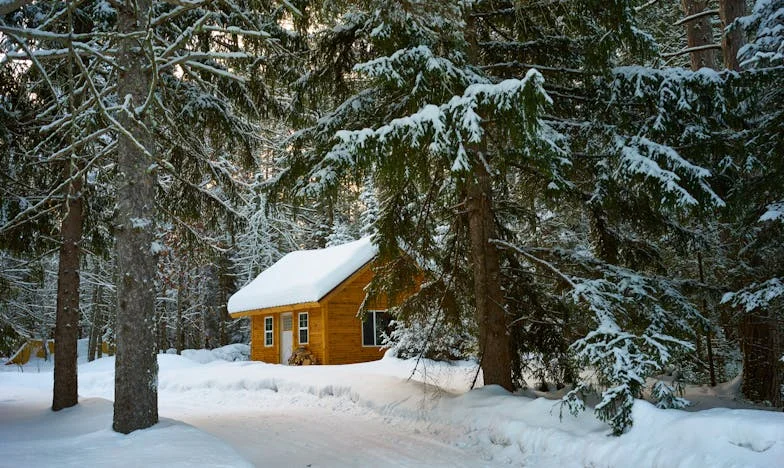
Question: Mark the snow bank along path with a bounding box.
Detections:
[2,349,783,467]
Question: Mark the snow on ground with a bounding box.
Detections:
[0,392,250,468]
[2,345,783,467]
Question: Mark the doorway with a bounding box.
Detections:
[280,313,293,364]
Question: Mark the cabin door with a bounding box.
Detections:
[280,313,293,364]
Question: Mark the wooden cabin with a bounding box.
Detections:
[227,238,394,365]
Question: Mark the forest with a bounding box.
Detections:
[0,0,782,439]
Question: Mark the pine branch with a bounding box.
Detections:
[661,44,723,58]
[674,8,720,26]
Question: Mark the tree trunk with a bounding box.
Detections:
[218,253,233,346]
[52,163,84,411]
[158,302,168,353]
[156,283,168,352]
[719,0,745,70]
[176,267,185,354]
[739,313,782,406]
[706,328,717,386]
[52,2,89,412]
[718,0,779,407]
[466,162,513,391]
[681,0,719,70]
[697,252,717,386]
[113,0,158,434]
[97,327,103,359]
[201,308,207,349]
[88,285,103,362]
[463,7,512,391]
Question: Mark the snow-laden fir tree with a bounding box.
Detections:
[273,0,734,434]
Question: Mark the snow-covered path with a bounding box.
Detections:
[2,349,783,468]
[156,372,487,468]
[1,354,491,467]
[171,401,484,467]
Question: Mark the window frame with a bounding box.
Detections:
[298,312,309,345]
[264,316,274,347]
[362,310,390,347]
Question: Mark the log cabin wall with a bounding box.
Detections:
[324,268,387,365]
[250,307,326,364]
[250,314,279,363]
[293,307,325,364]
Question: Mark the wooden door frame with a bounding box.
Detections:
[280,312,293,364]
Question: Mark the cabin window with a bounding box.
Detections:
[298,312,309,344]
[264,316,273,347]
[282,314,292,332]
[362,310,392,347]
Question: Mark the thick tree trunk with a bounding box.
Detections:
[113,0,158,434]
[719,0,745,70]
[466,162,513,391]
[739,313,782,406]
[717,0,780,405]
[463,7,512,391]
[681,0,719,70]
[53,164,84,411]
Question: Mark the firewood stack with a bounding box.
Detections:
[288,347,319,365]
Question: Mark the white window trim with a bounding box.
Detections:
[298,312,309,345]
[362,310,387,347]
[264,316,274,347]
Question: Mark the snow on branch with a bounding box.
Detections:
[760,201,784,222]
[721,277,784,312]
[182,60,247,83]
[301,69,557,196]
[354,45,488,88]
[614,135,724,208]
[738,0,784,67]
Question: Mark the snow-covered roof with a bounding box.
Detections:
[228,237,378,314]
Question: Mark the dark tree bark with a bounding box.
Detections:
[466,162,513,391]
[705,328,717,386]
[52,164,84,411]
[739,313,782,406]
[88,285,103,362]
[463,9,512,391]
[680,0,722,387]
[681,0,719,70]
[717,0,781,405]
[218,252,233,346]
[157,294,168,352]
[719,0,745,70]
[113,0,158,434]
[697,252,717,386]
[175,266,185,354]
